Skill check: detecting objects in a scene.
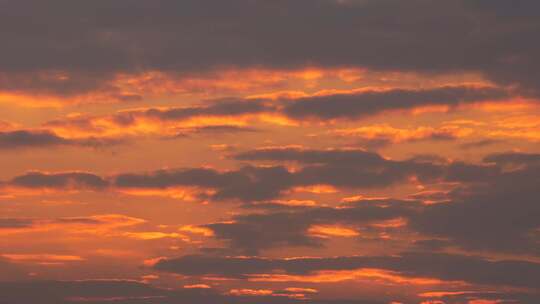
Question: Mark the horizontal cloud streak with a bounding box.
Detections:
[0,280,383,304]
[0,130,123,150]
[155,252,540,288]
[283,86,510,120]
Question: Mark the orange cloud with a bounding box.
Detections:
[333,124,472,143]
[419,291,484,298]
[248,268,456,285]
[228,289,274,296]
[117,187,209,201]
[184,284,211,289]
[370,218,408,229]
[308,225,360,238]
[489,115,540,141]
[269,200,317,207]
[43,108,269,140]
[122,232,191,241]
[467,300,503,304]
[0,214,146,236]
[292,185,339,194]
[2,254,85,265]
[284,287,318,294]
[179,225,215,237]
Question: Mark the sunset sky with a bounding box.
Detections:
[1,1,539,304]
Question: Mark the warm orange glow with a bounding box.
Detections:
[467,300,502,304]
[284,287,318,293]
[2,254,85,264]
[419,291,481,298]
[1,6,537,303]
[0,93,67,108]
[411,105,451,115]
[370,218,408,228]
[248,268,455,285]
[333,124,473,143]
[117,187,209,201]
[122,232,191,241]
[308,225,360,238]
[179,225,215,237]
[229,289,274,296]
[183,284,211,289]
[420,301,446,304]
[471,100,537,112]
[489,115,540,141]
[293,185,339,194]
[142,257,165,267]
[269,200,317,207]
[141,275,159,282]
[0,214,146,236]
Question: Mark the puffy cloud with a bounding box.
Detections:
[187,151,539,255]
[204,199,417,254]
[114,166,294,202]
[234,147,449,189]
[1,149,530,205]
[1,151,538,257]
[410,155,540,255]
[113,147,450,202]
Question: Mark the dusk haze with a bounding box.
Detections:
[0,1,539,303]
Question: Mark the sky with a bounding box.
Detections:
[0,1,539,303]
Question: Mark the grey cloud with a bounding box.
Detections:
[422,290,540,304]
[114,148,445,202]
[0,259,27,281]
[114,166,294,202]
[205,199,418,254]
[283,86,510,120]
[0,130,68,149]
[2,149,538,259]
[155,252,540,289]
[411,158,540,255]
[235,147,514,186]
[235,147,452,188]
[142,100,270,121]
[3,148,524,203]
[0,218,34,229]
[9,172,109,190]
[234,148,388,165]
[411,239,453,251]
[0,130,123,150]
[0,280,166,304]
[459,139,503,150]
[0,0,539,97]
[0,280,383,304]
[43,100,269,136]
[211,151,539,255]
[185,125,259,134]
[483,152,540,167]
[171,125,261,138]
